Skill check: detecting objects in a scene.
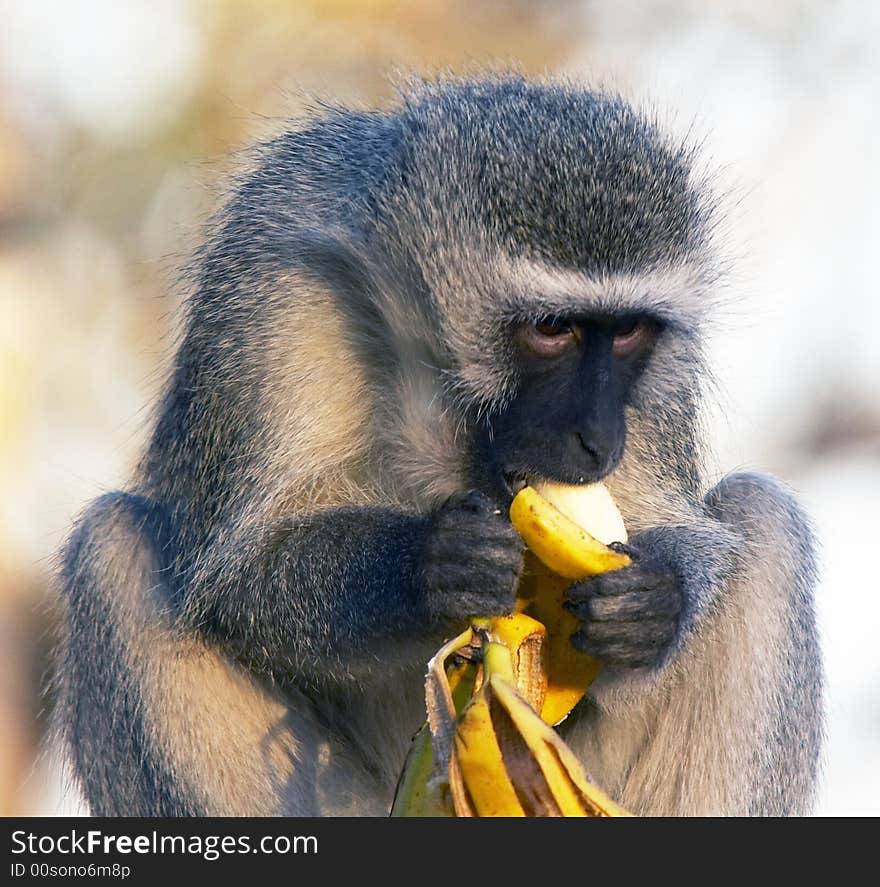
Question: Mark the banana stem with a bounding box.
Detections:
[482,641,515,683]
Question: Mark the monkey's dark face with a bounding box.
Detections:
[474,312,662,502]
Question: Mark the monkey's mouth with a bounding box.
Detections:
[502,471,531,498]
[502,469,603,498]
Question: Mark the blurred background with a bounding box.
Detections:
[0,0,877,816]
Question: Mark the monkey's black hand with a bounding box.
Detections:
[564,542,682,669]
[421,489,524,626]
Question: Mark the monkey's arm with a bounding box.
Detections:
[565,471,823,816]
[695,471,823,815]
[60,491,403,816]
[185,491,522,679]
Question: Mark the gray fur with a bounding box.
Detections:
[55,75,822,816]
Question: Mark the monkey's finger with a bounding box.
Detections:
[461,533,524,564]
[435,559,522,589]
[450,509,520,543]
[577,642,662,670]
[460,596,519,618]
[608,541,643,562]
[472,522,523,546]
[563,582,679,619]
[466,555,524,581]
[570,628,671,669]
[434,578,520,619]
[569,566,676,599]
[448,556,522,588]
[444,489,499,516]
[581,587,682,622]
[572,616,676,650]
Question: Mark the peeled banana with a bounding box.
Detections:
[392,482,632,818]
[532,479,628,547]
[510,484,630,581]
[510,483,630,725]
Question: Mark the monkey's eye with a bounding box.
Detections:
[519,318,577,358]
[612,317,656,359]
[534,319,571,337]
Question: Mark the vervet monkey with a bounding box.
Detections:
[58,77,822,816]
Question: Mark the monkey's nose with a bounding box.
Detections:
[576,430,615,476]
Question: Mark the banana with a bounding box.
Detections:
[392,618,544,817]
[451,642,526,816]
[450,631,630,817]
[515,555,601,726]
[391,627,476,817]
[470,613,547,711]
[510,483,631,725]
[509,485,631,580]
[531,480,628,546]
[390,724,446,817]
[484,674,630,817]
[392,483,634,817]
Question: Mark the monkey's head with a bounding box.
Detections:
[368,78,719,504]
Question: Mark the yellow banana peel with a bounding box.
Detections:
[509,485,631,581]
[451,634,630,817]
[510,485,630,726]
[391,627,476,817]
[391,483,633,818]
